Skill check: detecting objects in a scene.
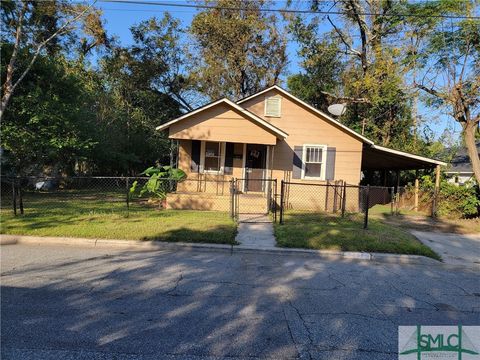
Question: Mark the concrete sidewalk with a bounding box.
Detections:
[235,214,276,249]
[1,234,442,266]
[411,230,480,266]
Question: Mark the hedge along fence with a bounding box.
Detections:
[399,175,480,219]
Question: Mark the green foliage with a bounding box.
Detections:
[0,47,97,175]
[93,14,184,174]
[341,53,413,148]
[288,2,414,149]
[420,175,480,218]
[129,166,186,204]
[287,23,344,111]
[190,0,288,100]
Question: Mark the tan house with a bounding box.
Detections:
[156,86,445,212]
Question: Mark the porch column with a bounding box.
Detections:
[431,165,441,217]
[269,145,275,179]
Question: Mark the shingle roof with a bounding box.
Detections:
[446,141,480,174]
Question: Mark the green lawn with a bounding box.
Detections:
[1,191,237,244]
[275,211,440,260]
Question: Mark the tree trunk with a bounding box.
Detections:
[464,121,480,184]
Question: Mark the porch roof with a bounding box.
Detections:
[362,144,447,171]
[156,98,288,145]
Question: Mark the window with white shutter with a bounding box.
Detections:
[302,145,327,179]
[264,96,281,117]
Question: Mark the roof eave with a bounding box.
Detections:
[370,144,447,167]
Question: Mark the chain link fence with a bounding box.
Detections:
[0,176,236,217]
[278,181,399,229]
[1,176,436,229]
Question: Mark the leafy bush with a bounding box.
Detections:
[420,175,480,218]
[129,166,186,208]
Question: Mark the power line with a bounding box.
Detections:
[99,0,480,20]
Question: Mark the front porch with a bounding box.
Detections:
[175,140,275,194]
[165,176,277,215]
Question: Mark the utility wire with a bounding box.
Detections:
[100,0,480,20]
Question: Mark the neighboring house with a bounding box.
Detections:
[445,141,480,185]
[156,85,445,211]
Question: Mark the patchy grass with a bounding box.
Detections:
[369,204,480,234]
[369,204,430,217]
[1,192,237,244]
[275,211,440,260]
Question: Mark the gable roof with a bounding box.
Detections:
[156,97,288,139]
[237,85,374,145]
[445,141,480,174]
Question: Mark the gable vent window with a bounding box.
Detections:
[264,96,281,117]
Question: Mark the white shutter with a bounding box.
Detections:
[264,96,281,117]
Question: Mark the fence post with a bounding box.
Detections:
[363,185,370,230]
[279,180,285,225]
[230,178,235,219]
[390,186,395,215]
[324,180,329,211]
[18,179,24,215]
[341,182,347,217]
[395,191,400,215]
[333,182,338,213]
[125,177,130,212]
[273,179,277,223]
[12,178,17,216]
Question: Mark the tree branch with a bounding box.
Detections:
[327,15,362,59]
[1,0,27,115]
[414,82,448,101]
[0,1,98,119]
[321,90,371,104]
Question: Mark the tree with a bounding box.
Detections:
[0,50,97,175]
[0,0,106,119]
[288,0,413,147]
[189,0,288,100]
[93,15,184,175]
[406,1,480,183]
[287,16,345,112]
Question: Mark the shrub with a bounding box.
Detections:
[420,175,480,218]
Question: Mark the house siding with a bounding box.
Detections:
[169,103,277,145]
[240,89,363,185]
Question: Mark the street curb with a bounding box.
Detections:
[1,234,440,265]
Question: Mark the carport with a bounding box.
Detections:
[361,144,447,215]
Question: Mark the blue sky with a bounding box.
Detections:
[95,0,462,143]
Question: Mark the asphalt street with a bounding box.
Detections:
[1,244,479,359]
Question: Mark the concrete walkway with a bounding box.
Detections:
[411,230,480,266]
[235,214,276,249]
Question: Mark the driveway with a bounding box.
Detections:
[411,230,480,266]
[1,244,479,360]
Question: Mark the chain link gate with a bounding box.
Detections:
[230,178,277,222]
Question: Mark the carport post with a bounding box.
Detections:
[432,165,441,217]
[414,170,419,212]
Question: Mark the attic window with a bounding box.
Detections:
[264,96,281,117]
